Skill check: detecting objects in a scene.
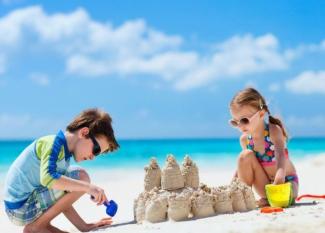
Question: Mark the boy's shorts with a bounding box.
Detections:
[5,166,82,226]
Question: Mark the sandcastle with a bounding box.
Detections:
[134,155,257,223]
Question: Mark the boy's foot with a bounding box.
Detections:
[23,224,51,233]
[257,197,269,207]
[47,224,68,233]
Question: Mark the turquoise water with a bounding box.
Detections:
[1,138,325,173]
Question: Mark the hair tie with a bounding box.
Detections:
[259,99,264,110]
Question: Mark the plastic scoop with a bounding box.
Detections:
[104,200,118,217]
[260,206,284,214]
[265,182,293,208]
[91,196,118,217]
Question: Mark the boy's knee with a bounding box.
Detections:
[79,169,91,183]
[238,150,254,164]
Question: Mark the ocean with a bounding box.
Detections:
[1,137,325,174]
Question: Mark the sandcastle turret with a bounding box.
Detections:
[232,178,256,210]
[181,155,199,189]
[161,154,184,191]
[211,186,233,214]
[167,188,192,221]
[191,189,215,218]
[229,178,257,212]
[145,192,168,223]
[144,157,161,191]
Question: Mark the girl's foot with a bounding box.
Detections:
[257,197,269,207]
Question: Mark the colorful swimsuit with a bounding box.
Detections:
[246,122,299,184]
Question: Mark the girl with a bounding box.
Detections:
[229,88,298,207]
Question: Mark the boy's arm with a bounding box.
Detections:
[51,175,90,193]
[51,176,108,205]
[63,206,112,232]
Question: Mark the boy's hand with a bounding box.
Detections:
[87,184,108,205]
[84,217,113,231]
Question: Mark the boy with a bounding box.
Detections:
[4,108,119,233]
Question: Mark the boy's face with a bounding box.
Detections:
[73,128,110,162]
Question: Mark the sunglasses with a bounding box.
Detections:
[229,110,260,128]
[89,134,102,156]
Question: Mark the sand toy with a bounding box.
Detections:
[260,206,283,214]
[296,194,325,201]
[265,182,293,208]
[91,196,118,217]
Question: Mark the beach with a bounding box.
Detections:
[1,153,325,233]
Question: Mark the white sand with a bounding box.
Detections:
[1,154,325,233]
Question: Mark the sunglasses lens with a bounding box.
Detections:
[90,135,101,156]
[93,145,101,156]
[240,118,250,125]
[229,120,238,127]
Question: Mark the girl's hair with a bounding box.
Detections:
[230,87,288,139]
[66,108,119,152]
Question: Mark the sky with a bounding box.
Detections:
[0,0,325,139]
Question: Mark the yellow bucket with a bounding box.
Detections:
[265,182,294,208]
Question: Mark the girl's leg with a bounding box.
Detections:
[23,170,90,233]
[237,150,270,202]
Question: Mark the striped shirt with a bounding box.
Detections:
[3,130,72,210]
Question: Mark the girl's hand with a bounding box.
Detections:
[273,169,285,185]
[87,184,108,205]
[83,218,113,231]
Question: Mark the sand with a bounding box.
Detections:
[1,154,325,233]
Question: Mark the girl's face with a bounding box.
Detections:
[230,105,264,134]
[73,128,110,162]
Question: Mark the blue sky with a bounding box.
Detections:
[0,0,325,139]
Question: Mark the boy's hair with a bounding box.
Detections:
[66,108,119,152]
[230,87,288,139]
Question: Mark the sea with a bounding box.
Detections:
[1,137,325,175]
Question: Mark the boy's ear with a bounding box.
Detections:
[78,127,90,138]
[260,110,265,118]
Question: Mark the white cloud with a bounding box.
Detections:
[286,71,325,94]
[66,51,198,80]
[1,6,325,91]
[284,40,325,60]
[173,34,290,90]
[29,72,50,86]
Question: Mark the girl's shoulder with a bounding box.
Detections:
[268,123,285,144]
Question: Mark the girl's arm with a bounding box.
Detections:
[240,133,248,150]
[233,134,248,179]
[270,124,286,184]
